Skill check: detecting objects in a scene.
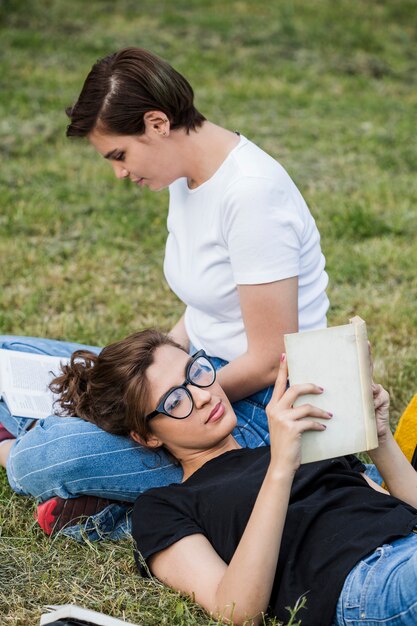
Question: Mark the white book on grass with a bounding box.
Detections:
[40,604,139,626]
[284,316,378,464]
[0,349,69,419]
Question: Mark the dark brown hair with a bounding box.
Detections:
[66,47,206,138]
[50,329,185,442]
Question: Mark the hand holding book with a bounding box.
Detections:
[371,381,391,443]
[265,355,332,473]
[281,316,378,464]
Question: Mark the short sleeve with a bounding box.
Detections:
[132,490,204,577]
[221,177,305,285]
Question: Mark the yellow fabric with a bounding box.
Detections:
[393,394,417,463]
[380,395,417,491]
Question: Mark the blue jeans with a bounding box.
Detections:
[333,532,417,625]
[0,336,272,540]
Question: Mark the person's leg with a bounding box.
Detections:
[0,335,101,357]
[333,532,417,625]
[7,414,182,502]
[0,336,182,503]
[0,440,14,468]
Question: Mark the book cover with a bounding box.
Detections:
[284,316,378,464]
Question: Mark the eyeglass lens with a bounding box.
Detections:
[163,355,215,418]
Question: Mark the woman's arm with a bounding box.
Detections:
[367,383,417,508]
[216,277,299,402]
[149,359,330,625]
[150,468,293,625]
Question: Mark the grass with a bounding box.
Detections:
[0,0,416,623]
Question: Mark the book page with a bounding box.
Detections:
[0,350,65,392]
[284,318,377,464]
[0,350,69,419]
[2,391,56,420]
[40,604,139,626]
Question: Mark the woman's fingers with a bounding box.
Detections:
[270,353,289,403]
[270,355,325,409]
[268,401,332,441]
[283,403,332,422]
[277,382,324,409]
[268,395,331,472]
[268,368,331,443]
[372,383,383,407]
[372,382,388,406]
[297,419,328,432]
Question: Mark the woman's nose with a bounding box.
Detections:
[190,385,211,408]
[112,162,129,179]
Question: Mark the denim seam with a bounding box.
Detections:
[358,546,389,616]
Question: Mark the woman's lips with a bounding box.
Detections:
[206,401,224,423]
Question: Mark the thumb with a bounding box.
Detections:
[270,353,288,404]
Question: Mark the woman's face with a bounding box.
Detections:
[144,345,237,456]
[88,126,183,192]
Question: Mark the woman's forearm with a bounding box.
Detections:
[216,352,280,403]
[369,432,417,508]
[218,278,298,402]
[214,468,293,625]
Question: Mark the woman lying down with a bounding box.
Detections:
[54,330,417,626]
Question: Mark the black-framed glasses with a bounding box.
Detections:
[145,350,216,421]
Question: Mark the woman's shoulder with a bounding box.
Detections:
[229,136,292,185]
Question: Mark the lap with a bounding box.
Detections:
[7,414,182,501]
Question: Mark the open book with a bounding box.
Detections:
[40,604,139,626]
[0,349,69,419]
[284,316,378,464]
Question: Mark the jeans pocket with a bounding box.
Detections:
[345,546,390,610]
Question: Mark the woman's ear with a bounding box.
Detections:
[143,111,170,137]
[130,430,162,449]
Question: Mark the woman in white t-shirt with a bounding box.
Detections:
[0,47,329,534]
[76,47,329,407]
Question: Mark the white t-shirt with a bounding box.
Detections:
[164,135,329,362]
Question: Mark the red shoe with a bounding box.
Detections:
[35,495,118,535]
[0,423,15,443]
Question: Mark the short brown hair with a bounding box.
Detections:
[66,47,206,138]
[50,329,185,442]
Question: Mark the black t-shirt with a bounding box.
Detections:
[132,447,417,626]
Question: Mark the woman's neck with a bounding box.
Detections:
[176,121,240,189]
[177,435,241,481]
